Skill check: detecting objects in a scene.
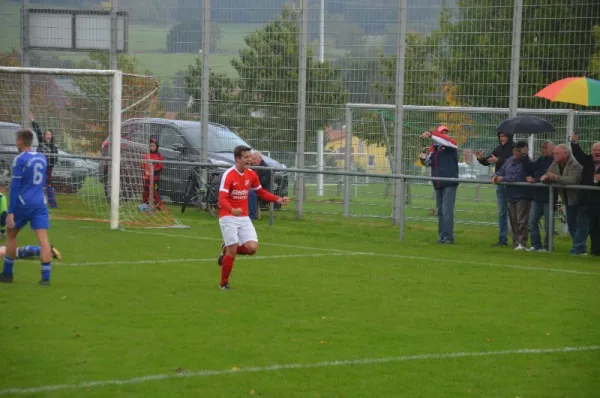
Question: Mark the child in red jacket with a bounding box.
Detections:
[142,138,164,210]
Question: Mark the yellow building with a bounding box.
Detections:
[326,130,391,174]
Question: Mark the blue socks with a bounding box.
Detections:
[17,246,41,259]
[41,262,51,282]
[2,257,14,277]
[4,249,51,282]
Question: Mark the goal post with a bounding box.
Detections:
[109,69,122,230]
[0,66,184,229]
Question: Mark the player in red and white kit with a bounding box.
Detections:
[217,145,290,290]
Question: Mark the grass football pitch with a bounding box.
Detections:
[0,206,599,397]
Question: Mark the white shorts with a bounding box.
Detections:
[219,216,258,247]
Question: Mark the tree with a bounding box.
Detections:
[440,0,600,109]
[67,52,163,153]
[308,12,366,51]
[183,8,348,153]
[590,26,600,79]
[334,46,382,104]
[437,82,475,147]
[166,21,221,53]
[375,32,442,106]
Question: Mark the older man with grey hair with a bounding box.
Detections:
[570,134,600,256]
[542,143,586,255]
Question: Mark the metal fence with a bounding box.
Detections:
[0,0,599,224]
[138,158,599,253]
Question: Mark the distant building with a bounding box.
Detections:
[325,126,390,173]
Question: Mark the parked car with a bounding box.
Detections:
[99,118,289,203]
[0,121,98,192]
[52,150,100,193]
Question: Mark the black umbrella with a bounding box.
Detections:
[496,115,556,135]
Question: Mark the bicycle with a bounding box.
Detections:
[181,166,220,216]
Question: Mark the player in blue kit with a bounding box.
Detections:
[0,129,54,285]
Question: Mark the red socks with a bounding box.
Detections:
[237,245,252,255]
[221,255,234,285]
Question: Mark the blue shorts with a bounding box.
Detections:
[14,207,49,231]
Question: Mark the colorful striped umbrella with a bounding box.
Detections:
[535,77,600,106]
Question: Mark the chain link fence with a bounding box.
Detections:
[0,0,598,226]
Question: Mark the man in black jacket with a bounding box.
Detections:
[476,132,514,247]
[570,134,600,256]
[29,113,58,208]
[525,141,554,251]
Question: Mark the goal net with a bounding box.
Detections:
[0,66,185,229]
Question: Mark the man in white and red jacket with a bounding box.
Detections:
[420,125,459,244]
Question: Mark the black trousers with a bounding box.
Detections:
[589,206,600,256]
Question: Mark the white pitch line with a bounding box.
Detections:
[123,230,600,276]
[64,252,370,267]
[1,345,597,395]
[368,253,600,276]
[123,230,357,253]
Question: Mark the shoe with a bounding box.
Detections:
[492,241,508,247]
[514,244,526,251]
[219,282,231,290]
[0,273,13,283]
[51,245,62,260]
[528,247,542,252]
[569,249,588,256]
[39,280,50,286]
[217,243,226,266]
[439,239,454,244]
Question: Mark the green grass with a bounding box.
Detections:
[0,188,599,397]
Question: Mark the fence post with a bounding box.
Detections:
[548,186,555,252]
[399,177,406,240]
[343,107,352,217]
[200,0,210,166]
[269,170,275,228]
[148,159,154,210]
[392,0,408,226]
[295,0,308,220]
[566,109,575,142]
[316,129,324,196]
[508,0,523,119]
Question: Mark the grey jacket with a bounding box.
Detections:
[546,155,583,206]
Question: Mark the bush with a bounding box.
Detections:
[166,20,220,54]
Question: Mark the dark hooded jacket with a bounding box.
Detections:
[528,155,555,203]
[477,132,514,173]
[571,142,600,206]
[31,121,58,168]
[142,138,164,181]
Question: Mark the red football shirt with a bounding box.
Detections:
[218,166,279,218]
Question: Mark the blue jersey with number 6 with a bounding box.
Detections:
[9,151,47,213]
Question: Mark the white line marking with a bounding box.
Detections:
[369,253,600,276]
[123,230,600,276]
[64,253,370,267]
[123,230,356,253]
[1,345,597,395]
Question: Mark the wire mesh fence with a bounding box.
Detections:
[0,0,598,227]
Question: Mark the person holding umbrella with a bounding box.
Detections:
[476,132,514,247]
[479,115,557,247]
[491,141,533,251]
